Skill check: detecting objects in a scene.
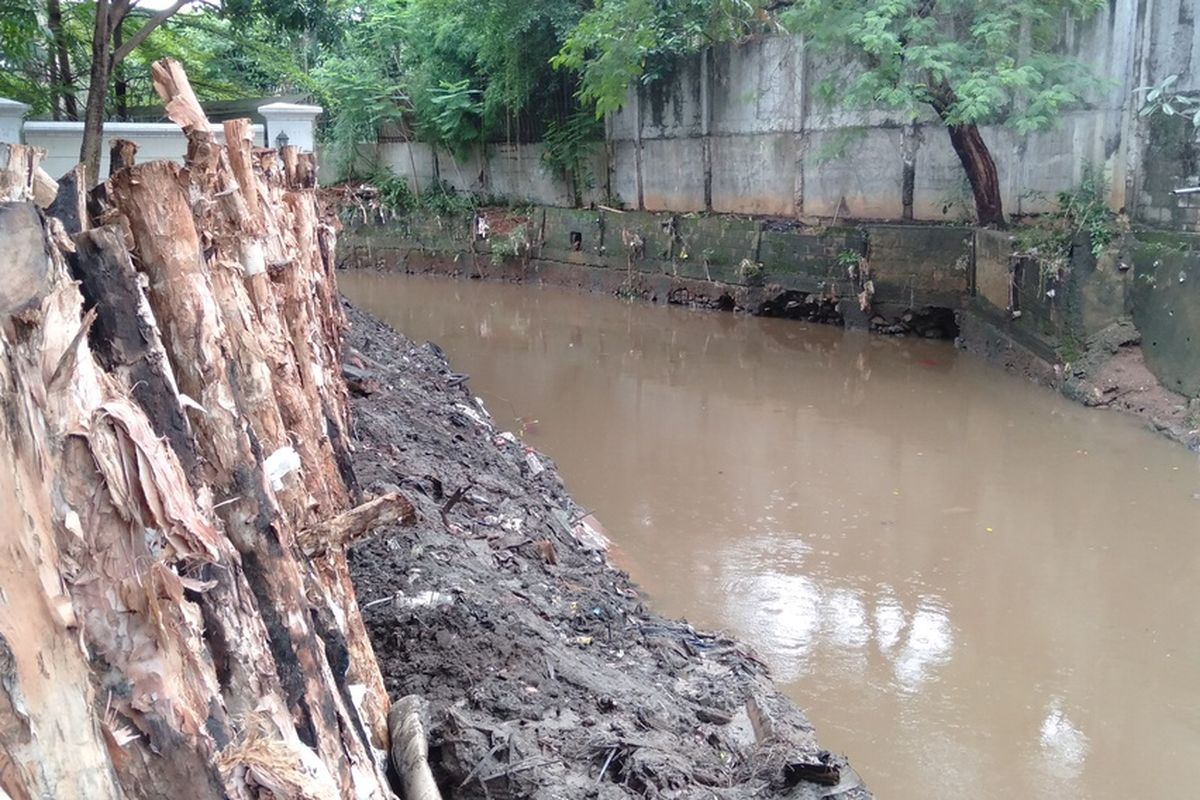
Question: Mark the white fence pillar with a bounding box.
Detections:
[258,102,322,153]
[0,98,28,144]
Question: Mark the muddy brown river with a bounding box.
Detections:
[342,272,1200,799]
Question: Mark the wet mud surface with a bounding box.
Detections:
[343,302,868,799]
[1060,322,1199,448]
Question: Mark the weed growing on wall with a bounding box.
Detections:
[737,258,765,286]
[372,170,418,213]
[1015,166,1126,277]
[489,226,531,265]
[333,170,488,226]
[542,110,603,206]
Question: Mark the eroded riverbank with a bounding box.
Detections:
[342,272,1200,800]
[343,301,868,798]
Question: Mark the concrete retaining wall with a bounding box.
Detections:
[365,0,1197,229]
[342,208,971,309]
[340,208,1200,403]
[1130,232,1200,396]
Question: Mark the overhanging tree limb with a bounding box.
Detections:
[112,0,194,65]
[79,0,195,184]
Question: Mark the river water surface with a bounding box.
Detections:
[342,272,1200,799]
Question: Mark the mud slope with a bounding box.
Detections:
[344,302,869,800]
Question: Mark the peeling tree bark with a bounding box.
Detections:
[0,60,406,800]
[108,138,138,175]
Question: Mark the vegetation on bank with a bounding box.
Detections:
[1013,167,1126,275]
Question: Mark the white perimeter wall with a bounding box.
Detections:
[23,121,265,179]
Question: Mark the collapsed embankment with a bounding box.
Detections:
[342,302,869,799]
[336,202,1200,451]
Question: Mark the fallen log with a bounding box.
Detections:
[0,59,410,800]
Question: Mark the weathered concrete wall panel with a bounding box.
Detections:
[676,216,759,267]
[640,57,704,140]
[1131,233,1200,396]
[377,140,437,189]
[974,230,1015,314]
[1072,245,1134,338]
[541,207,604,255]
[486,143,568,206]
[709,37,800,135]
[866,225,973,304]
[641,138,706,212]
[610,140,639,208]
[711,134,796,216]
[803,129,906,220]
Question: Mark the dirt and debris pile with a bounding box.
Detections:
[343,303,871,799]
[1060,321,1200,447]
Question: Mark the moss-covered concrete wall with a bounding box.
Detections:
[339,208,1198,400]
[971,230,1137,362]
[1131,232,1200,397]
[342,208,969,308]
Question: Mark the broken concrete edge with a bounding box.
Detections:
[957,306,1199,451]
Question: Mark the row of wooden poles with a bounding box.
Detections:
[0,59,424,799]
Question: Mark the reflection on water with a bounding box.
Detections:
[342,272,1200,800]
[1041,699,1090,776]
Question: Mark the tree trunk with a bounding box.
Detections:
[48,45,62,120]
[47,0,78,120]
[945,122,1004,227]
[114,23,128,119]
[81,1,113,186]
[1,61,404,800]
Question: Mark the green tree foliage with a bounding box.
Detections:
[780,0,1105,224]
[0,0,54,113]
[310,0,410,175]
[427,79,483,159]
[542,108,603,205]
[312,0,594,179]
[0,0,328,180]
[116,12,316,109]
[553,0,769,115]
[1139,74,1200,129]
